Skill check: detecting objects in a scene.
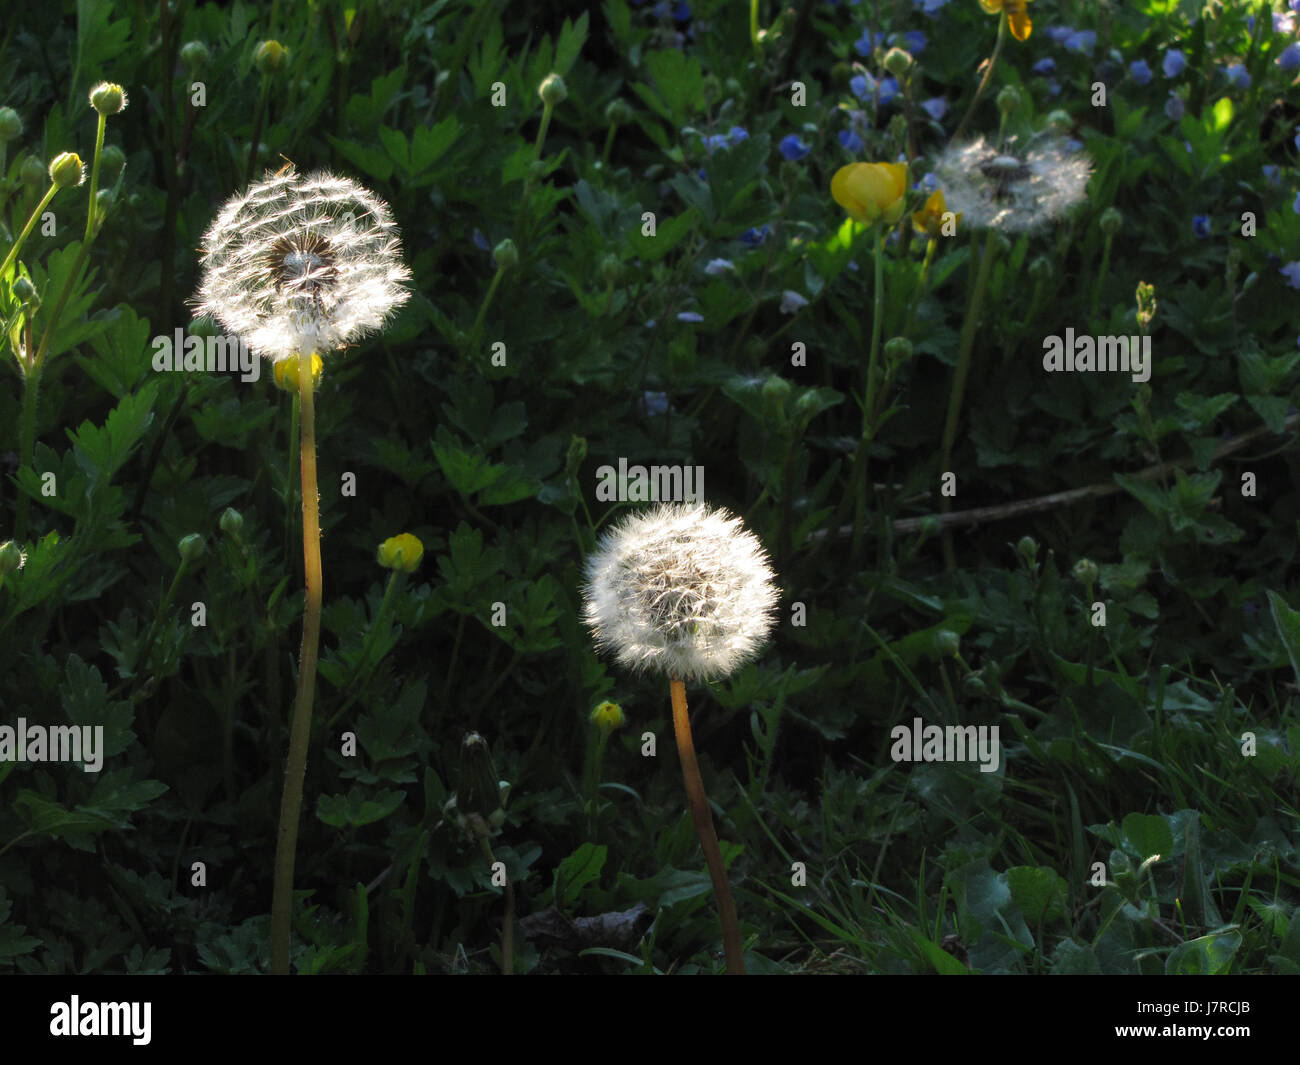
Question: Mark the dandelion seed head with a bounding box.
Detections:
[194,168,411,361]
[932,135,1091,234]
[583,503,779,683]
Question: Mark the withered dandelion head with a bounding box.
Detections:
[582,503,779,683]
[194,168,410,361]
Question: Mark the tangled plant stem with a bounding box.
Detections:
[270,348,324,975]
[670,678,745,974]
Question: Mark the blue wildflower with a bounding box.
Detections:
[850,74,872,100]
[1281,262,1300,289]
[1165,93,1184,121]
[1064,30,1096,54]
[1045,26,1075,44]
[779,133,811,160]
[902,30,927,54]
[1130,59,1153,85]
[1033,58,1056,75]
[1280,43,1300,71]
[1262,164,1281,185]
[727,126,749,145]
[920,97,948,121]
[878,76,899,106]
[780,290,809,314]
[1192,214,1210,239]
[1292,190,1300,215]
[703,259,735,276]
[839,128,865,153]
[676,310,704,322]
[672,1,692,22]
[472,229,490,251]
[1163,50,1186,77]
[1224,63,1250,89]
[741,224,772,246]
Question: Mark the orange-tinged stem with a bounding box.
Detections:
[270,348,324,975]
[670,678,746,974]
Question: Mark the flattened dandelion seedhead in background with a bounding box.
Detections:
[194,168,411,361]
[583,503,779,683]
[932,134,1090,233]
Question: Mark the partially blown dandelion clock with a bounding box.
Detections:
[194,168,411,360]
[583,502,780,683]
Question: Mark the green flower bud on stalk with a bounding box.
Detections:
[963,671,987,696]
[0,540,26,576]
[49,152,85,189]
[492,238,519,271]
[920,515,942,537]
[934,629,961,657]
[1016,535,1038,567]
[1072,558,1099,587]
[762,375,791,424]
[0,107,22,142]
[11,276,36,304]
[1046,109,1071,134]
[180,41,211,70]
[883,47,913,77]
[604,98,633,125]
[220,507,244,537]
[599,253,621,285]
[89,82,128,117]
[21,156,45,188]
[1099,207,1122,237]
[99,144,126,185]
[884,336,913,363]
[178,533,205,562]
[996,85,1022,116]
[589,701,625,736]
[95,188,114,217]
[454,731,508,832]
[538,73,567,106]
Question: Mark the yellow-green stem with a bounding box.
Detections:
[670,678,745,974]
[84,113,107,243]
[952,12,1007,144]
[270,348,324,975]
[0,183,58,284]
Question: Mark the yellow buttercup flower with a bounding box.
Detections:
[589,700,626,734]
[272,352,323,392]
[978,0,1033,42]
[377,533,424,572]
[831,162,908,226]
[912,189,962,239]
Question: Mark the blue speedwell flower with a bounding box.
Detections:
[741,224,772,246]
[1064,30,1096,54]
[779,134,811,160]
[1279,43,1300,71]
[1033,58,1056,75]
[839,128,865,153]
[850,74,872,100]
[1130,59,1153,85]
[1045,26,1074,45]
[920,97,948,121]
[1224,63,1250,89]
[1281,262,1300,290]
[703,258,735,276]
[1165,93,1185,121]
[1192,214,1210,239]
[1163,49,1186,77]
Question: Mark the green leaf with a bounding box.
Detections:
[1165,930,1242,975]
[316,787,405,828]
[1006,866,1068,925]
[1267,591,1300,690]
[553,843,606,908]
[1122,812,1173,861]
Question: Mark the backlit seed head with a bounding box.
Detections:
[49,152,86,189]
[194,168,411,361]
[933,135,1090,233]
[89,82,128,116]
[582,503,780,683]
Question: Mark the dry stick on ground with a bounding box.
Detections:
[807,414,1299,542]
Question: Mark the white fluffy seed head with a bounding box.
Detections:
[193,168,411,360]
[933,134,1091,234]
[582,503,780,683]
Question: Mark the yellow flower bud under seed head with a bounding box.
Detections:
[539,73,568,106]
[254,40,287,75]
[590,700,625,734]
[89,82,128,116]
[0,107,22,142]
[831,161,908,226]
[49,152,85,189]
[377,533,424,573]
[271,352,323,392]
[911,188,961,239]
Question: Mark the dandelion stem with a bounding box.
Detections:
[670,678,745,974]
[271,348,324,975]
[951,11,1007,145]
[940,228,998,568]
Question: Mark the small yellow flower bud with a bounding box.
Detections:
[89,82,128,116]
[49,152,86,189]
[590,701,625,734]
[254,40,287,75]
[271,353,323,392]
[377,533,424,573]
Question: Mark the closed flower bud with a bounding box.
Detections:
[89,82,128,116]
[0,107,22,142]
[11,276,36,304]
[565,433,587,476]
[1016,535,1038,567]
[49,152,85,189]
[177,533,205,562]
[253,40,287,75]
[599,253,621,285]
[377,532,424,572]
[492,237,519,271]
[996,85,1022,115]
[604,98,633,125]
[1099,206,1122,236]
[1046,109,1071,134]
[762,374,791,423]
[272,353,323,392]
[0,540,26,576]
[180,41,210,70]
[95,189,114,216]
[1072,558,1099,587]
[963,670,988,696]
[830,62,852,88]
[21,156,45,187]
[883,47,913,77]
[539,73,567,106]
[884,336,913,363]
[455,731,507,825]
[99,144,126,184]
[219,507,244,536]
[589,700,625,735]
[934,629,960,657]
